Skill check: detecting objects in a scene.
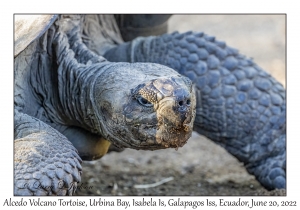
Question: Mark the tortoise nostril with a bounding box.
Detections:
[178,98,191,107]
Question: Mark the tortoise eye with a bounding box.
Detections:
[137,96,153,107]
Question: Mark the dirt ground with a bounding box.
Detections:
[75,15,286,196]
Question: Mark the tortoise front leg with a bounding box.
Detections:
[104,32,286,190]
[14,110,82,195]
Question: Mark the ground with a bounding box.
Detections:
[75,15,286,196]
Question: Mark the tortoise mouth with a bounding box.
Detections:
[126,120,194,150]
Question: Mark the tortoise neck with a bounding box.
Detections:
[56,61,105,134]
[50,28,112,135]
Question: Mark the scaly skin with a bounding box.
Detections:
[14,110,82,195]
[104,31,286,190]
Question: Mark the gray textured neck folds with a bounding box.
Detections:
[40,17,117,137]
[56,60,109,135]
[39,26,112,137]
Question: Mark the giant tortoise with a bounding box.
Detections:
[14,14,286,196]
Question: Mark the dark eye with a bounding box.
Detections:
[137,96,153,107]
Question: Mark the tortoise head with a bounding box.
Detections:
[93,63,196,150]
